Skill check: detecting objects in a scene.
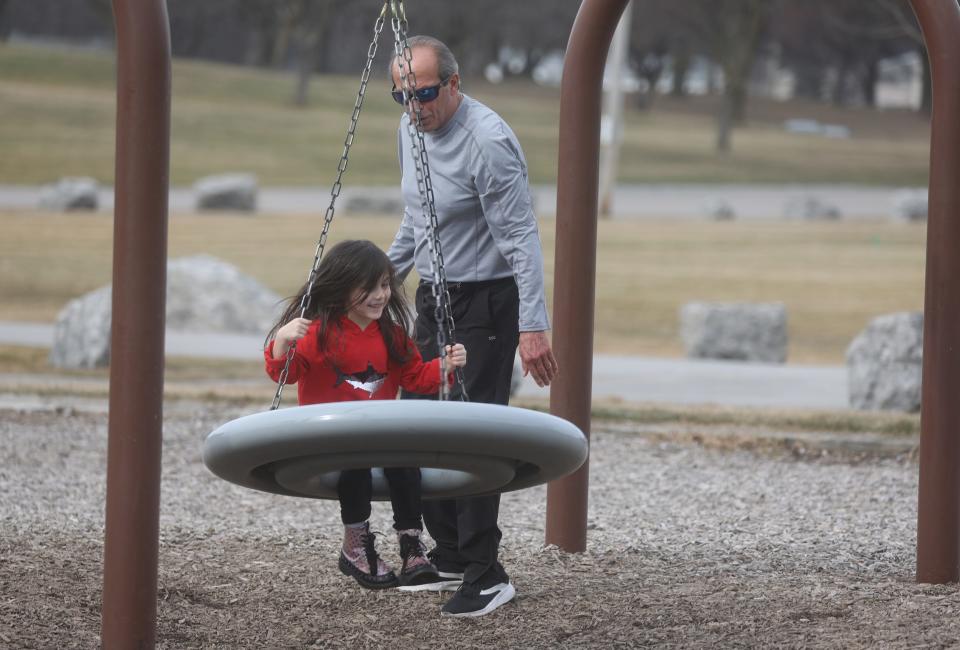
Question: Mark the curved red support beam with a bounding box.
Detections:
[546,0,630,552]
[102,0,171,646]
[912,0,960,584]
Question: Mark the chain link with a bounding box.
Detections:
[390,1,468,401]
[272,3,389,410]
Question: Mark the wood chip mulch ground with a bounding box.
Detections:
[3,401,960,649]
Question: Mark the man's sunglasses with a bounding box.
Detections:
[391,78,450,105]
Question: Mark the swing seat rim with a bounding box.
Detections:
[202,400,588,501]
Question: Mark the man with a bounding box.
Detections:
[387,35,558,618]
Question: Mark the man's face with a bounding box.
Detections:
[391,47,460,132]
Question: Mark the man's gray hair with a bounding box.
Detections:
[389,35,459,81]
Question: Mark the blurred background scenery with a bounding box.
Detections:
[0,0,931,408]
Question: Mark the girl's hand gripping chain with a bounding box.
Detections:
[444,343,467,368]
[273,317,312,358]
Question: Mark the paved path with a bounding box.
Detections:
[2,183,921,220]
[0,321,848,410]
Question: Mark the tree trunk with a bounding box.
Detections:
[831,58,850,106]
[671,40,690,98]
[272,2,302,69]
[242,5,278,68]
[716,91,733,154]
[792,63,823,100]
[291,1,333,107]
[862,57,879,108]
[729,3,765,125]
[294,36,317,106]
[0,0,8,41]
[730,75,748,125]
[84,0,114,32]
[714,0,767,149]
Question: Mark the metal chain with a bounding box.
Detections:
[271,3,389,410]
[391,0,468,401]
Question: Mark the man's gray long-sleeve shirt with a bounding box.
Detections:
[387,94,551,333]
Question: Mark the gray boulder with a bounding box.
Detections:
[783,118,822,135]
[846,311,923,412]
[783,195,841,221]
[343,188,404,215]
[194,173,258,211]
[38,177,100,211]
[49,255,281,369]
[166,255,281,334]
[891,189,927,222]
[705,198,736,221]
[48,285,112,369]
[680,302,788,363]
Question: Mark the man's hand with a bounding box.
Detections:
[519,331,558,387]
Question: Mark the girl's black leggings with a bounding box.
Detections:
[337,467,422,530]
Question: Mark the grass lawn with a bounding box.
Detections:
[0,42,930,368]
[0,210,925,364]
[0,42,931,186]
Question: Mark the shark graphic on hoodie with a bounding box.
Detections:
[333,362,386,397]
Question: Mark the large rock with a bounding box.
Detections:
[166,255,281,333]
[343,188,404,215]
[783,195,841,221]
[891,189,927,222]
[38,177,99,211]
[48,285,112,369]
[846,311,923,412]
[680,302,788,363]
[194,173,258,211]
[705,198,736,221]
[49,255,281,369]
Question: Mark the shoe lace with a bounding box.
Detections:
[455,581,481,598]
[360,531,384,575]
[399,533,427,561]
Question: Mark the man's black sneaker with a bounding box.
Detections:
[404,568,463,592]
[440,580,515,617]
[414,555,465,592]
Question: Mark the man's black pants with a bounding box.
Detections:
[404,277,520,585]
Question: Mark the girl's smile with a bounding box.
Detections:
[347,275,391,329]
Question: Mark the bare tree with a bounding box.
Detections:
[291,0,337,106]
[626,0,689,106]
[0,0,11,41]
[234,0,282,67]
[773,0,921,110]
[669,35,692,97]
[819,1,916,107]
[875,0,930,113]
[500,1,580,76]
[663,0,770,153]
[84,0,114,37]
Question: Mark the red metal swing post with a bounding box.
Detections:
[101,0,171,647]
[548,0,960,588]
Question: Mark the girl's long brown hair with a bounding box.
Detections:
[266,240,413,364]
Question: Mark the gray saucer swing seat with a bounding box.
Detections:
[203,400,588,500]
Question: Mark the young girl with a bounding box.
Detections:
[264,239,467,590]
